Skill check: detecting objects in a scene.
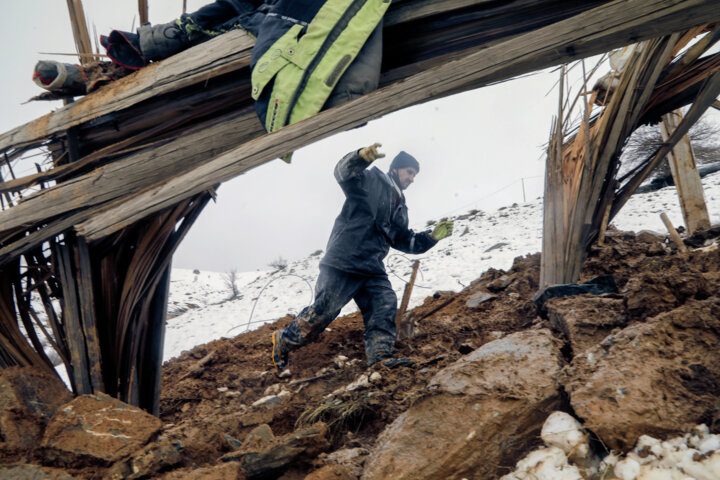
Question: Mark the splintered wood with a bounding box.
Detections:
[540,24,720,289]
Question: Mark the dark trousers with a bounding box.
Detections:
[279,265,397,365]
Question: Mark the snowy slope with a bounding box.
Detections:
[164,171,720,362]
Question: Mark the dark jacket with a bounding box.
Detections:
[321,151,438,276]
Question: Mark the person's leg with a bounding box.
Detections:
[354,275,398,366]
[273,266,361,369]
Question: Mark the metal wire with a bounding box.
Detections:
[385,253,432,289]
[225,273,314,335]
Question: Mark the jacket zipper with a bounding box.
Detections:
[283,0,368,126]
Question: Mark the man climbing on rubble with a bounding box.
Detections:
[271,144,454,371]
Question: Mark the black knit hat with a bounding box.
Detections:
[388,151,420,173]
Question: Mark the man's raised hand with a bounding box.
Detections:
[359,143,385,163]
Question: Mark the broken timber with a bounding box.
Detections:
[539,25,720,288]
[1,0,719,413]
[660,110,711,234]
[3,0,720,252]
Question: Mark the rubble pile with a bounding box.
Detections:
[0,227,718,479]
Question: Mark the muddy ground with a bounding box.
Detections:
[2,226,719,479]
[150,226,720,478]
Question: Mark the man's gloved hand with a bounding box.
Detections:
[431,220,454,241]
[359,143,385,163]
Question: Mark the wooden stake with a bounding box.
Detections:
[660,212,688,253]
[139,0,149,25]
[396,260,420,340]
[597,202,613,247]
[55,241,92,394]
[75,237,105,393]
[66,0,95,65]
[660,110,711,234]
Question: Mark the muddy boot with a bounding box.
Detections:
[380,357,415,368]
[271,331,289,371]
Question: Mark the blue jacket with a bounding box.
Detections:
[321,151,438,276]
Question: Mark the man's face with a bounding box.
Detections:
[394,167,417,190]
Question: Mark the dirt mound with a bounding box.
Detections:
[3,227,720,479]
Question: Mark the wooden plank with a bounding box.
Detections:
[660,212,688,252]
[0,107,260,234]
[385,0,496,26]
[613,70,720,215]
[396,260,420,339]
[0,0,580,153]
[76,0,720,241]
[55,240,92,395]
[75,237,105,392]
[66,0,95,64]
[0,28,255,152]
[139,0,149,25]
[660,110,711,234]
[141,264,169,416]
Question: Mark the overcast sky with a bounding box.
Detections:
[2,1,603,272]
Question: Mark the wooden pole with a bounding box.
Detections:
[597,202,613,247]
[141,265,170,415]
[66,0,95,64]
[139,0,149,25]
[660,212,688,253]
[55,241,91,394]
[659,109,711,234]
[396,260,420,339]
[75,237,105,393]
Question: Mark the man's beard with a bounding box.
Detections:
[390,170,408,190]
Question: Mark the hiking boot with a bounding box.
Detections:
[368,355,415,369]
[271,331,289,371]
[381,357,416,368]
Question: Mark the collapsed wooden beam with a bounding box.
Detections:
[4,0,570,153]
[0,29,255,152]
[660,110,711,234]
[75,0,720,241]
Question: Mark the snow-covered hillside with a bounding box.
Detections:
[164,171,720,362]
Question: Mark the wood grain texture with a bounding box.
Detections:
[76,0,720,240]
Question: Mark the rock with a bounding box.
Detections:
[465,290,497,308]
[624,271,710,320]
[0,464,78,480]
[362,329,564,480]
[563,298,720,451]
[305,464,355,480]
[369,372,382,384]
[264,384,284,396]
[41,392,162,464]
[224,433,244,450]
[635,230,664,244]
[221,422,330,479]
[252,393,286,408]
[106,440,183,480]
[487,275,513,292]
[345,375,370,392]
[334,355,349,368]
[323,448,370,478]
[157,462,242,480]
[0,366,72,450]
[484,242,509,252]
[545,296,627,354]
[278,369,292,378]
[240,424,276,451]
